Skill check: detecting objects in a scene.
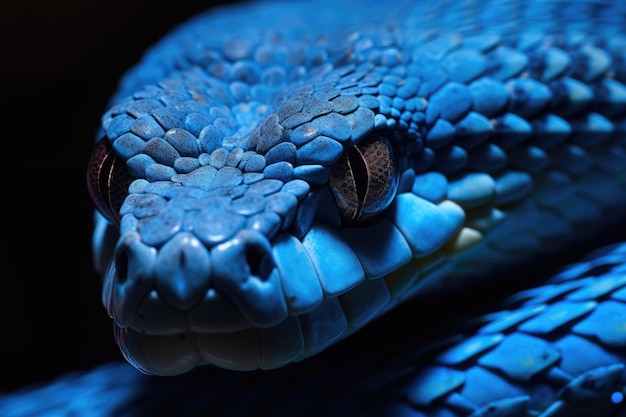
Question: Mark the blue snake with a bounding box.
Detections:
[2,0,626,415]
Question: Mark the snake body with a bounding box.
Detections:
[5,0,626,415]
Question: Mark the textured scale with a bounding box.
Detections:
[5,0,626,415]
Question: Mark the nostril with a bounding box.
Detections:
[245,243,273,280]
[246,244,263,277]
[211,229,274,283]
[108,233,158,327]
[211,229,287,327]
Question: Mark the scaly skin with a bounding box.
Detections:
[8,0,625,415]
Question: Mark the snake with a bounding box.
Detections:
[2,0,626,415]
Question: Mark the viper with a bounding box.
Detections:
[2,0,625,415]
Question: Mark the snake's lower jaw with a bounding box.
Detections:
[114,323,306,375]
[114,327,202,376]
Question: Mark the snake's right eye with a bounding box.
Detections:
[86,138,133,226]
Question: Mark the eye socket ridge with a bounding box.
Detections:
[86,138,133,226]
[328,133,399,225]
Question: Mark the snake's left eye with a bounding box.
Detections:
[86,138,133,226]
[329,133,399,225]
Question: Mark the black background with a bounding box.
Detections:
[3,0,236,392]
[3,0,625,397]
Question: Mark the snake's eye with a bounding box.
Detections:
[86,138,133,226]
[329,133,399,225]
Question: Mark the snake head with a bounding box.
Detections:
[85,55,441,375]
[84,4,483,372]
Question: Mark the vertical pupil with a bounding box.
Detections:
[347,146,370,211]
[329,133,398,225]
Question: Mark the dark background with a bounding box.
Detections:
[3,0,625,397]
[2,0,236,392]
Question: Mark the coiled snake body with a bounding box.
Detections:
[3,0,626,415]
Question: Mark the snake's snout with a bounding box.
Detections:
[103,228,287,334]
[103,229,296,375]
